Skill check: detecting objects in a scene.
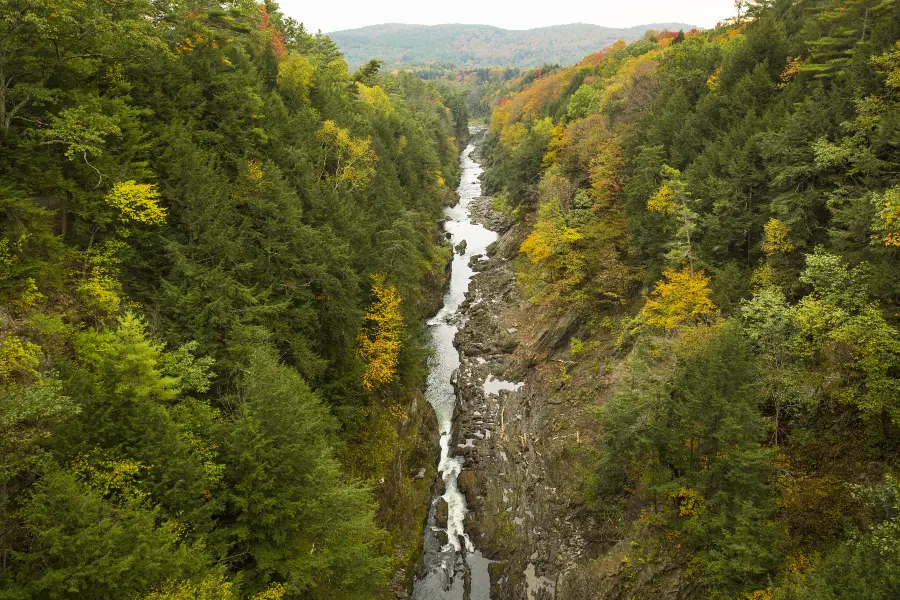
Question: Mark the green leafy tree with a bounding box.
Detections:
[223,349,389,598]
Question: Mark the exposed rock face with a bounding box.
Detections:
[381,389,440,600]
[457,469,477,506]
[443,192,693,600]
[447,196,600,599]
[468,196,513,233]
[435,498,449,529]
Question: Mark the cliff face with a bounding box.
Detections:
[446,196,586,599]
[449,196,689,600]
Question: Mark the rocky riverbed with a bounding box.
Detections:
[446,195,603,600]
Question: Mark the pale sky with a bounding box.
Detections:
[277,0,738,34]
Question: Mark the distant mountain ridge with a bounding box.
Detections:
[329,22,698,69]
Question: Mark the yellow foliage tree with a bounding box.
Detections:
[317,120,377,192]
[76,239,127,315]
[642,268,717,331]
[143,576,280,599]
[671,486,705,518]
[589,138,623,207]
[498,120,527,151]
[0,334,41,384]
[247,159,264,182]
[647,165,699,269]
[71,452,150,504]
[647,183,677,215]
[541,123,567,167]
[142,575,235,600]
[356,82,393,116]
[519,171,582,272]
[872,185,900,247]
[762,218,795,255]
[874,41,900,91]
[105,180,166,225]
[357,275,403,390]
[251,584,286,600]
[277,51,315,102]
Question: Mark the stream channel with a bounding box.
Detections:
[412,135,495,600]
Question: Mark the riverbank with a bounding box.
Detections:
[412,134,499,600]
[411,134,660,600]
[447,192,603,599]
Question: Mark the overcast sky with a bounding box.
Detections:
[277,0,738,34]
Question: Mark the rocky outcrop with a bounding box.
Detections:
[447,196,600,599]
[445,191,694,599]
[469,196,513,233]
[380,388,440,600]
[457,469,477,506]
[436,498,449,528]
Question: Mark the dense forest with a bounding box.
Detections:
[6,0,900,598]
[0,0,469,598]
[479,0,900,598]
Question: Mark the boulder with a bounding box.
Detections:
[435,498,449,528]
[435,529,449,547]
[457,469,477,506]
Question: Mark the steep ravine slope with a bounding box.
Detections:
[445,194,590,599]
[448,195,685,600]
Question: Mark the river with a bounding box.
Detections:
[412,134,496,600]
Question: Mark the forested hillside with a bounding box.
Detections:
[480,0,900,597]
[329,23,695,70]
[0,1,468,598]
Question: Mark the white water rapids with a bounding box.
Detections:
[412,137,496,600]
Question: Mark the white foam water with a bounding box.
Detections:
[413,134,496,600]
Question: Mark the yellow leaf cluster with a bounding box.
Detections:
[778,56,802,88]
[142,575,235,600]
[71,453,150,503]
[542,123,567,167]
[647,184,677,215]
[77,270,121,314]
[670,486,705,518]
[247,160,264,182]
[251,584,286,600]
[356,82,393,115]
[873,186,900,246]
[589,139,623,206]
[317,120,377,190]
[104,63,126,86]
[642,268,717,330]
[498,121,527,151]
[175,31,207,55]
[277,52,315,100]
[874,42,900,91]
[105,180,167,225]
[0,232,29,282]
[76,239,127,315]
[519,218,582,266]
[357,275,403,390]
[0,334,41,385]
[519,230,553,264]
[762,218,795,255]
